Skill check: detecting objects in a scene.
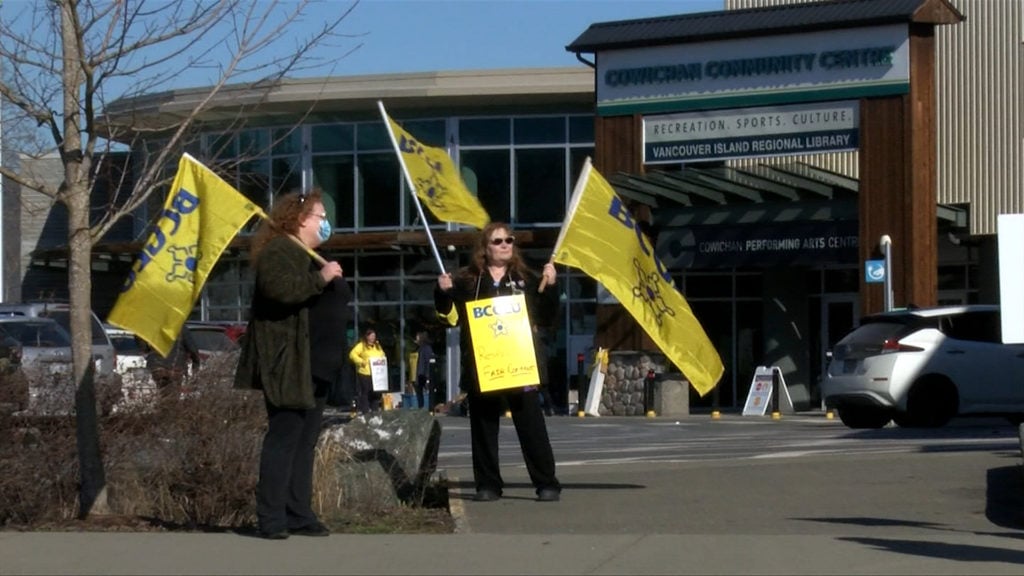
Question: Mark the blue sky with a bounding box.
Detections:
[332,0,723,76]
[333,0,723,75]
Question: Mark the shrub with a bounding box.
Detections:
[0,352,452,532]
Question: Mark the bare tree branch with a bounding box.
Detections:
[0,0,363,519]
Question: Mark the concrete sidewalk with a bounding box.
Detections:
[5,417,1024,575]
[6,455,1024,575]
[6,530,1024,575]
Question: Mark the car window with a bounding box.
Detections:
[943,310,1002,343]
[109,334,143,355]
[40,310,109,346]
[190,329,237,352]
[0,322,72,347]
[842,321,911,344]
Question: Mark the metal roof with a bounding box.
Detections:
[610,161,967,227]
[566,0,963,53]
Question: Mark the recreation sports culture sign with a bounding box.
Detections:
[643,100,858,164]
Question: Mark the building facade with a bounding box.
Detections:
[15,0,1016,411]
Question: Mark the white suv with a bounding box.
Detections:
[823,305,1024,428]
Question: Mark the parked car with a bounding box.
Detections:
[0,302,119,386]
[822,304,1024,429]
[0,334,27,412]
[185,321,243,362]
[103,324,156,412]
[0,317,117,415]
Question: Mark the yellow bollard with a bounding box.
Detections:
[771,411,782,420]
[825,410,835,420]
[710,410,721,420]
[645,410,656,418]
[505,410,512,418]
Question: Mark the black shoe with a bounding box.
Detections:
[260,530,290,540]
[537,488,561,502]
[289,522,330,537]
[473,489,501,502]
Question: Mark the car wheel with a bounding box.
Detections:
[905,375,958,428]
[837,406,892,429]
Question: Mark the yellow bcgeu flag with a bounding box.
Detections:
[552,159,724,396]
[380,106,489,229]
[465,294,539,392]
[107,153,264,357]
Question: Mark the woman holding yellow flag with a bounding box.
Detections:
[435,222,561,503]
[234,189,344,540]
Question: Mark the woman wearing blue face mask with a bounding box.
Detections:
[235,188,345,540]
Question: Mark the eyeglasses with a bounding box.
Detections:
[489,236,515,246]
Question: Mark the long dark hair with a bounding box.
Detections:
[250,188,324,263]
[460,221,533,281]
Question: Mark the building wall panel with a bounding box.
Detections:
[728,0,1022,235]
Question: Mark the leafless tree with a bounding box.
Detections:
[0,0,361,518]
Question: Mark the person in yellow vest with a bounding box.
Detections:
[349,328,386,413]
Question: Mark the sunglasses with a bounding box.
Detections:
[489,236,515,246]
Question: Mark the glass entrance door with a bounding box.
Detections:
[814,295,859,408]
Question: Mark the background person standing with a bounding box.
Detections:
[413,331,434,410]
[234,189,343,540]
[348,328,386,413]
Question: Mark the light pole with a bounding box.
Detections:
[880,234,893,311]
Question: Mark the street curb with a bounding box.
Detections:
[445,472,470,534]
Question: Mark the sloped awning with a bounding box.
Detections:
[611,161,967,269]
[609,161,967,227]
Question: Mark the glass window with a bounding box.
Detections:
[402,119,446,147]
[237,129,268,157]
[683,274,732,299]
[313,155,354,228]
[357,122,391,151]
[237,158,271,209]
[271,156,301,197]
[272,127,302,155]
[313,124,354,153]
[210,133,237,160]
[515,148,565,224]
[570,148,594,183]
[735,273,763,298]
[514,117,565,145]
[356,253,402,277]
[569,116,594,143]
[357,153,400,228]
[460,118,510,146]
[824,268,858,293]
[460,149,510,223]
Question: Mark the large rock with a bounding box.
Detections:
[314,410,441,516]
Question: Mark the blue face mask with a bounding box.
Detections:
[317,218,332,242]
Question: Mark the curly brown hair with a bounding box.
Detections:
[249,188,324,263]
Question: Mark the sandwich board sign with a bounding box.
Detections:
[742,365,795,416]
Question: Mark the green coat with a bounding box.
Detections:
[234,236,327,409]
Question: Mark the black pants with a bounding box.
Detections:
[256,395,325,534]
[355,373,380,412]
[468,388,560,496]
[415,375,430,410]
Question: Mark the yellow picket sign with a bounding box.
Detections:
[465,294,538,393]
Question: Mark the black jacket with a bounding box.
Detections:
[434,267,559,393]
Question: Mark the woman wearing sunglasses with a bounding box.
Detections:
[435,222,562,503]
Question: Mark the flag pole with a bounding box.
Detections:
[377,100,447,274]
[539,156,593,293]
